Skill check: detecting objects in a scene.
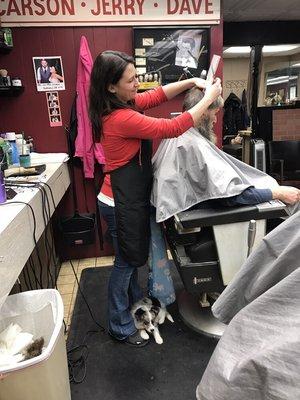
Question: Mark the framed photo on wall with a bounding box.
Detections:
[32,56,65,92]
[133,27,210,89]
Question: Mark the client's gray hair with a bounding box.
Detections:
[183,87,223,143]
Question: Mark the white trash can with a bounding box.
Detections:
[0,289,71,400]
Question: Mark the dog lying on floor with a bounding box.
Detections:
[131,296,174,344]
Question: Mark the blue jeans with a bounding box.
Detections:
[98,201,143,340]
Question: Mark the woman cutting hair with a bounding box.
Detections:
[89,50,222,346]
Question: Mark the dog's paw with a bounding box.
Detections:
[167,314,174,323]
[140,330,149,340]
[155,336,163,345]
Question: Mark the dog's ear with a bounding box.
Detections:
[151,306,160,316]
[149,296,161,308]
[134,308,146,321]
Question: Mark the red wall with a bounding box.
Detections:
[273,108,300,141]
[0,25,223,260]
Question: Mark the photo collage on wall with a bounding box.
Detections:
[133,28,209,89]
[46,91,62,127]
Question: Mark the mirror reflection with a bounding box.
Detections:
[223,44,300,107]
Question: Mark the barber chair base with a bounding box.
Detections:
[177,291,226,339]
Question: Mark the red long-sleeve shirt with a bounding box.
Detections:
[101,87,194,199]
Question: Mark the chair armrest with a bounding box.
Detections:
[175,201,288,230]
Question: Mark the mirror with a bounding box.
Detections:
[264,58,300,105]
[223,44,300,107]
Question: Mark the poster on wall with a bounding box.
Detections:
[46,91,62,127]
[133,28,209,88]
[32,56,65,92]
[0,1,220,27]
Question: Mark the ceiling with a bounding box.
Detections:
[223,0,300,22]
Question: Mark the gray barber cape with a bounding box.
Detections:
[196,210,300,400]
[151,127,278,222]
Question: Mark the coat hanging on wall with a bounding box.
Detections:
[74,35,105,179]
[223,92,248,137]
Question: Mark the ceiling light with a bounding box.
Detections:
[224,47,250,54]
[267,75,298,85]
[224,45,300,55]
[263,45,299,53]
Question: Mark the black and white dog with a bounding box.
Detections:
[131,296,174,344]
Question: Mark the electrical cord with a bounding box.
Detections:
[66,260,106,384]
[36,184,55,288]
[69,260,105,332]
[38,181,63,288]
[4,181,58,290]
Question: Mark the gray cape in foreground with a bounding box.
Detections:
[151,128,278,222]
[196,210,300,400]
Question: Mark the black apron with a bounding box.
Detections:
[110,140,152,267]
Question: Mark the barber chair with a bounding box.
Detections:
[163,201,288,338]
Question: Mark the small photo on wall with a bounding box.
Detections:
[175,33,203,69]
[46,91,62,127]
[33,56,65,92]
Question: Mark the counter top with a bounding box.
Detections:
[0,162,70,310]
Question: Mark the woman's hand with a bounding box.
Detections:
[190,77,207,89]
[203,78,222,103]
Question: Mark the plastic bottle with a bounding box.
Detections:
[6,132,20,167]
[0,138,9,170]
[3,28,13,47]
[27,136,35,153]
[0,170,6,204]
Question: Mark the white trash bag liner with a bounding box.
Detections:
[0,289,63,374]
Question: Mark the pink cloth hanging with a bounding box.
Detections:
[75,36,105,178]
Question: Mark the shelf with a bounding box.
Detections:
[0,86,24,97]
[0,45,13,54]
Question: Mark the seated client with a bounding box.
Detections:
[151,87,300,223]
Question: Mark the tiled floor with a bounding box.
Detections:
[57,256,113,333]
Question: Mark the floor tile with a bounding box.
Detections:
[96,256,113,266]
[78,257,96,267]
[57,282,75,295]
[62,293,73,305]
[59,265,75,276]
[57,274,75,285]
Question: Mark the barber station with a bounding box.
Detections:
[0,1,300,400]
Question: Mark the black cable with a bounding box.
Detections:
[4,183,57,290]
[20,265,31,291]
[69,260,105,332]
[5,194,46,288]
[67,329,102,384]
[28,255,42,289]
[66,261,106,384]
[36,184,55,288]
[67,344,88,384]
[24,262,34,290]
[38,181,61,288]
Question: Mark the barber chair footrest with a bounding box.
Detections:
[178,290,226,338]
